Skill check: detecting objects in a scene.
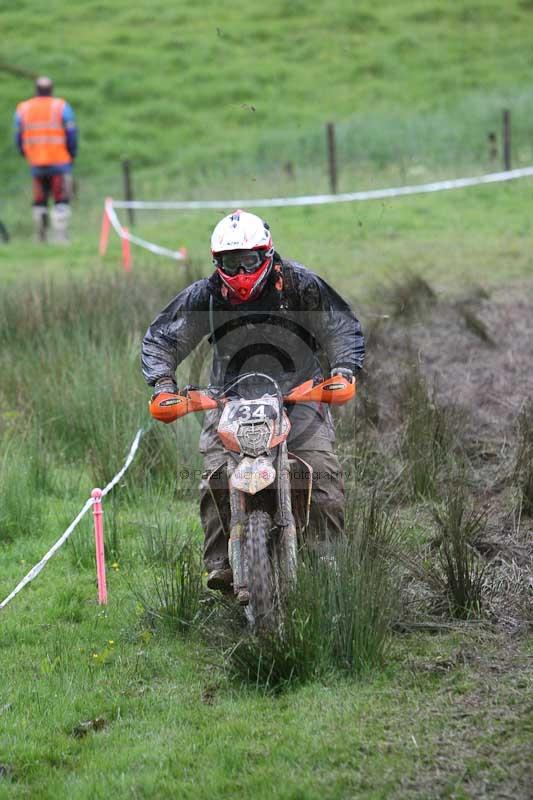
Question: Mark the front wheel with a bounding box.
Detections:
[246,510,276,629]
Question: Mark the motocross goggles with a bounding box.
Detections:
[218,249,265,276]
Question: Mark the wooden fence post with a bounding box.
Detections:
[502,110,511,171]
[326,122,338,194]
[0,219,9,243]
[122,159,135,227]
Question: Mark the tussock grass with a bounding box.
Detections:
[333,369,394,502]
[0,434,47,542]
[332,496,400,670]
[132,523,204,633]
[384,273,436,321]
[433,487,487,619]
[457,302,496,346]
[514,401,533,516]
[346,433,391,498]
[404,482,487,620]
[209,496,399,691]
[206,562,333,690]
[401,368,454,499]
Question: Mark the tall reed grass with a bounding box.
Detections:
[208,495,399,691]
[514,401,533,517]
[131,521,204,633]
[0,434,47,543]
[433,487,487,619]
[401,369,454,499]
[0,268,203,511]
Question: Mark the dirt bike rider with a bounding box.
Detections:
[141,210,365,590]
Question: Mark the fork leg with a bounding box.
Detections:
[277,444,298,583]
[228,483,248,603]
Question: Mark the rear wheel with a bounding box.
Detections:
[246,510,276,628]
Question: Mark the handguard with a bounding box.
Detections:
[284,374,356,406]
[149,390,218,424]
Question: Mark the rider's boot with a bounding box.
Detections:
[50,203,71,244]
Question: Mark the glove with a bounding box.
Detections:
[151,376,178,399]
[330,367,356,383]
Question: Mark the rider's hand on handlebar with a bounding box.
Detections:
[151,376,178,399]
[330,367,357,384]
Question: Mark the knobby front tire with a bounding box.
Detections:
[245,510,275,629]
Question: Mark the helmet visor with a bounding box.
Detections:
[219,250,265,276]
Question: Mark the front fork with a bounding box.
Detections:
[275,442,298,584]
[227,443,298,604]
[227,479,249,604]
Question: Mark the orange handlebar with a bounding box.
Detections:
[150,375,356,423]
[284,374,356,406]
[149,390,218,424]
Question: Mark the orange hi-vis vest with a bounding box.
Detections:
[16,96,72,167]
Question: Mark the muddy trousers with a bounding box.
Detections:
[200,449,345,571]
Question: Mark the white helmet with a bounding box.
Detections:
[211,209,273,252]
[211,210,275,303]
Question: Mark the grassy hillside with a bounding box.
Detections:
[3,0,533,283]
[3,0,533,198]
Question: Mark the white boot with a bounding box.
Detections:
[50,203,71,244]
[32,206,48,243]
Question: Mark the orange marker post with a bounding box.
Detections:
[98,198,112,256]
[91,488,108,605]
[121,228,132,272]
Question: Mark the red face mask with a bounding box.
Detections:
[216,256,272,303]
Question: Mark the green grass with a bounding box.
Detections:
[1,563,531,798]
[3,0,533,187]
[3,0,533,218]
[0,270,530,798]
[1,1,532,795]
[3,0,533,295]
[3,176,533,300]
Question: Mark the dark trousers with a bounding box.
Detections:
[32,173,72,206]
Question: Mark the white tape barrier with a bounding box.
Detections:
[100,426,145,498]
[110,165,533,211]
[0,427,146,612]
[105,200,187,261]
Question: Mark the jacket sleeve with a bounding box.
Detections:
[62,103,78,159]
[141,282,211,386]
[13,111,23,156]
[299,269,365,373]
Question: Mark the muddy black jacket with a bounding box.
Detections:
[141,257,364,394]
